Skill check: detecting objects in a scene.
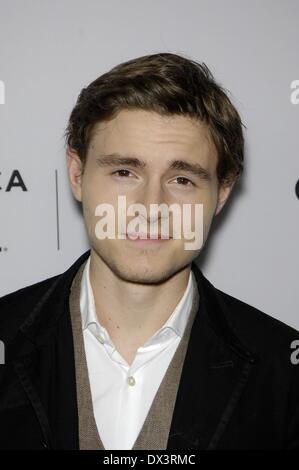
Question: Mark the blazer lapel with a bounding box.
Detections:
[11,314,79,450]
[7,251,91,449]
[167,262,259,450]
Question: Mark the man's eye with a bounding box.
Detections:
[175,176,194,186]
[112,169,133,178]
[111,171,194,186]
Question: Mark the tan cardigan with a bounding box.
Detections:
[69,260,200,450]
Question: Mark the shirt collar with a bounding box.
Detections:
[80,255,195,346]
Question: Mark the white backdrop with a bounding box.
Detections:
[0,0,298,329]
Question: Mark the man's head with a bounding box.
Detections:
[65,53,245,284]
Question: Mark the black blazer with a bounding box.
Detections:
[0,249,298,450]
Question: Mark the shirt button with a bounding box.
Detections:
[97,335,105,344]
[127,375,136,386]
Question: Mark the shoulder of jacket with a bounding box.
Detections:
[0,274,61,341]
[214,287,299,357]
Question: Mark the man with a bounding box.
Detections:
[0,52,298,450]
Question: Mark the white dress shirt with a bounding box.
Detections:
[79,255,194,450]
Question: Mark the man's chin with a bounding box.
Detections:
[92,244,188,284]
[109,261,178,285]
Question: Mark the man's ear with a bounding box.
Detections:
[215,180,235,216]
[66,146,83,202]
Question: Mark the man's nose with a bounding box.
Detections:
[137,179,168,223]
[138,179,167,210]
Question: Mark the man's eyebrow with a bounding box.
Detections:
[96,153,146,169]
[169,159,211,181]
[96,153,211,180]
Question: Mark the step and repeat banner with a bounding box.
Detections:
[0,0,298,329]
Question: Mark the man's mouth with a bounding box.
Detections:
[125,232,172,241]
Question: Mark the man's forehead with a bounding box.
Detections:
[90,109,213,143]
[88,110,218,172]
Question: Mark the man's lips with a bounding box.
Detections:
[125,232,172,240]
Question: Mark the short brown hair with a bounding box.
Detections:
[64,52,245,186]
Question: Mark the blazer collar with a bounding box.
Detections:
[17,250,92,349]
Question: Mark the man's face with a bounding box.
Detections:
[67,109,233,284]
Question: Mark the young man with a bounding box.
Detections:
[0,53,298,450]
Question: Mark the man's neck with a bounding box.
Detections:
[88,250,191,365]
